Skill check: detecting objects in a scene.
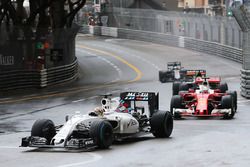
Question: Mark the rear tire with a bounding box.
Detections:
[179,83,189,91]
[221,95,235,119]
[90,120,113,149]
[150,111,173,138]
[219,83,228,93]
[170,95,183,119]
[172,82,180,95]
[159,71,167,83]
[31,119,56,145]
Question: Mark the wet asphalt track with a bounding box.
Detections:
[0,35,249,167]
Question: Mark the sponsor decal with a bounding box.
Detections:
[127,119,137,127]
[85,140,94,145]
[0,54,14,65]
[124,92,149,101]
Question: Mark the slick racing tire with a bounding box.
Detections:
[90,120,113,149]
[226,90,237,111]
[219,83,228,93]
[221,95,235,119]
[150,111,173,138]
[179,83,189,91]
[31,119,56,144]
[172,82,181,95]
[170,95,183,119]
[159,71,167,83]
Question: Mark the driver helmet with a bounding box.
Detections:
[94,107,105,116]
[200,81,209,92]
[195,77,203,85]
[116,100,131,113]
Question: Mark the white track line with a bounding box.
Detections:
[56,153,102,167]
[238,99,250,104]
[0,146,102,167]
[101,45,161,71]
[72,99,86,103]
[72,95,99,103]
[0,146,29,149]
[0,98,12,101]
[76,48,122,82]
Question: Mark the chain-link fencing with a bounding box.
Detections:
[107,7,242,49]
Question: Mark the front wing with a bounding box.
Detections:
[21,136,97,150]
[173,108,232,117]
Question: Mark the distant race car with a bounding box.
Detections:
[21,92,173,150]
[159,62,206,83]
[170,78,237,119]
[171,70,208,96]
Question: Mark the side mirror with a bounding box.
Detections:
[65,115,69,122]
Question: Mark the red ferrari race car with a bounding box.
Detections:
[172,70,206,95]
[170,78,237,119]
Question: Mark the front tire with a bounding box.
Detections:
[170,95,183,119]
[31,119,56,145]
[90,120,113,149]
[221,95,235,119]
[226,90,237,111]
[150,111,173,138]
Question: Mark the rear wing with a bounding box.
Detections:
[167,61,181,68]
[207,77,221,82]
[120,92,159,116]
[186,70,206,77]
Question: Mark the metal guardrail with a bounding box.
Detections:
[0,70,41,91]
[184,38,243,63]
[0,59,78,91]
[43,59,78,87]
[118,28,243,63]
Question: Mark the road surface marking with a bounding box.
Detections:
[76,49,122,82]
[96,42,161,71]
[72,99,86,103]
[0,146,102,166]
[56,153,102,167]
[77,44,143,82]
[238,99,250,104]
[0,146,30,149]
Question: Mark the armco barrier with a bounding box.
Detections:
[43,60,78,87]
[0,59,78,91]
[0,70,41,91]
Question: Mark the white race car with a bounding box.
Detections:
[21,92,173,150]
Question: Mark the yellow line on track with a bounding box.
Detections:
[77,45,142,82]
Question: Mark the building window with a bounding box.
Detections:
[164,20,173,33]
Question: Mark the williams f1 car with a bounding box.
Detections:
[21,92,173,150]
[159,61,206,83]
[170,78,237,119]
